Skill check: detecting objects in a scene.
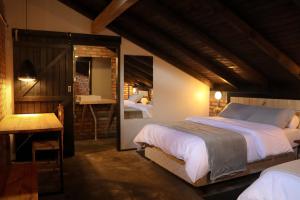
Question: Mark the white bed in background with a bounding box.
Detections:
[134,102,299,186]
[124,100,153,118]
[238,160,300,200]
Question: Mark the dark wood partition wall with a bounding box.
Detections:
[13,30,74,158]
[13,29,121,157]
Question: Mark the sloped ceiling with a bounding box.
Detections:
[58,0,300,92]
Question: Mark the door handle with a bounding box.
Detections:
[67,85,72,93]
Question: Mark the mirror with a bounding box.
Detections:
[124,55,153,119]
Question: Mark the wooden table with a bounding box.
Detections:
[0,113,64,192]
[77,99,116,141]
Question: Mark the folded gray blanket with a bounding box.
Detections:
[160,121,247,180]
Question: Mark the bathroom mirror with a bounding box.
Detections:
[124,55,153,119]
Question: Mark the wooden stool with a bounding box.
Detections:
[32,104,64,170]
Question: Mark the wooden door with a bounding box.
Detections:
[13,30,74,158]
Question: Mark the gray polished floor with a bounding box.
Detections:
[40,139,257,200]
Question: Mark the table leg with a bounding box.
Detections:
[106,104,116,133]
[59,130,64,193]
[89,105,97,141]
[81,105,87,131]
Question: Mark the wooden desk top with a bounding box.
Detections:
[0,113,63,135]
[77,98,116,105]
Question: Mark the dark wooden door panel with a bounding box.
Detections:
[13,31,74,158]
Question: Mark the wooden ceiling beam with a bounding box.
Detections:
[117,14,240,89]
[109,24,214,88]
[204,0,300,80]
[147,1,267,86]
[92,0,139,33]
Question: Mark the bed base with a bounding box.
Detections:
[145,147,297,187]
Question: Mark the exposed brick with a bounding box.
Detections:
[209,91,228,116]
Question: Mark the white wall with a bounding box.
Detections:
[4,0,92,33]
[119,38,210,149]
[91,58,112,99]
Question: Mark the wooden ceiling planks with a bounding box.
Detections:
[134,0,267,86]
[114,13,241,89]
[203,0,300,80]
[60,0,300,92]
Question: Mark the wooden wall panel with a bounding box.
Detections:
[13,30,74,159]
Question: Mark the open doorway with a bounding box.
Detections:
[73,45,118,150]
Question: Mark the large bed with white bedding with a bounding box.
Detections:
[134,102,299,186]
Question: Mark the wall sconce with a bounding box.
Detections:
[18,60,37,82]
[132,87,138,94]
[214,91,223,115]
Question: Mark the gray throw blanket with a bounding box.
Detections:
[262,160,300,178]
[160,121,247,180]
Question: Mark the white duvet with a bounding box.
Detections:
[133,116,293,183]
[238,160,300,200]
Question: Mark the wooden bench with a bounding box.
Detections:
[1,163,38,200]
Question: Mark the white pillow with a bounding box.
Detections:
[287,115,300,129]
[128,94,143,103]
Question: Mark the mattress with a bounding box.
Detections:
[134,116,293,183]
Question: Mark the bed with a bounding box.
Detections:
[124,100,153,119]
[134,100,300,187]
[238,159,300,200]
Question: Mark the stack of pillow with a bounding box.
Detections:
[219,103,299,129]
[128,94,144,103]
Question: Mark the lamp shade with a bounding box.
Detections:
[214,91,222,100]
[18,60,37,82]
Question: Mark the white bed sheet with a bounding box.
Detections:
[124,100,153,118]
[238,160,300,200]
[134,116,293,183]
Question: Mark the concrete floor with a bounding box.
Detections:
[40,139,257,200]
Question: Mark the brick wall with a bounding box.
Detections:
[111,57,117,99]
[73,46,118,140]
[74,104,116,140]
[74,45,116,58]
[0,2,11,193]
[123,82,133,100]
[74,74,89,95]
[209,91,228,116]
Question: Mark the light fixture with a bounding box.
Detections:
[214,91,222,100]
[18,0,37,82]
[18,59,37,82]
[214,91,223,114]
[132,87,138,94]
